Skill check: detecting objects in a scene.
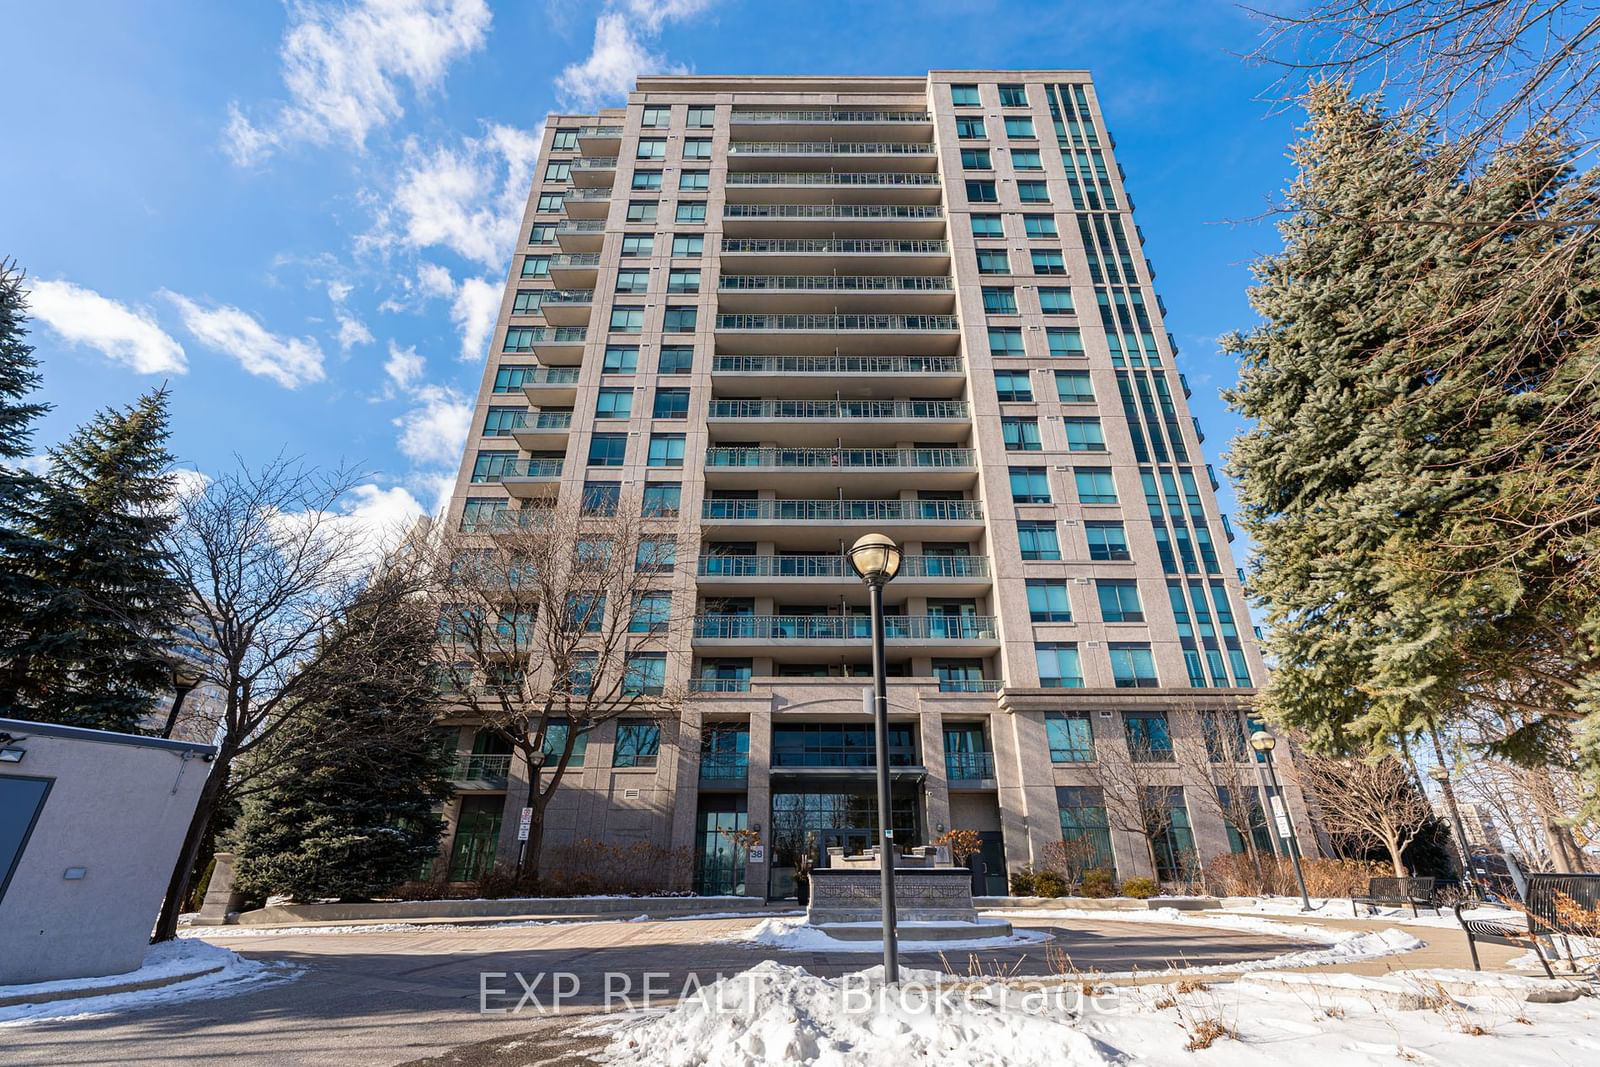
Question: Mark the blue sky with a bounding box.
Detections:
[1,0,1302,545]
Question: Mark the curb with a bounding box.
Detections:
[0,965,226,1009]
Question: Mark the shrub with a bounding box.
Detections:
[1080,868,1116,898]
[1034,869,1070,897]
[1009,865,1039,896]
[1202,853,1384,898]
[1120,876,1159,899]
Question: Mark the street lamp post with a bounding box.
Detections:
[1428,763,1479,899]
[1250,730,1311,911]
[849,532,903,984]
[161,663,203,740]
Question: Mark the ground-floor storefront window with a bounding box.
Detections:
[767,787,921,899]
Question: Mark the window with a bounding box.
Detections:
[544,162,570,181]
[1047,713,1094,762]
[1075,467,1117,504]
[683,137,712,159]
[637,137,666,159]
[976,249,1010,274]
[998,83,1028,107]
[1009,466,1051,503]
[982,287,1018,314]
[1023,213,1057,237]
[642,481,681,516]
[620,234,654,257]
[536,193,564,212]
[1018,181,1050,203]
[630,592,671,633]
[614,718,662,763]
[1122,709,1172,757]
[1026,579,1072,622]
[626,200,658,222]
[551,129,578,150]
[512,290,543,314]
[653,387,691,419]
[970,214,1003,238]
[470,451,518,483]
[503,328,538,353]
[615,268,650,293]
[1002,416,1042,451]
[1031,249,1066,273]
[582,481,620,515]
[667,269,700,293]
[679,169,709,190]
[1047,327,1085,357]
[647,434,685,468]
[459,498,510,531]
[1058,785,1116,873]
[481,407,522,436]
[1085,521,1130,562]
[521,255,550,278]
[642,106,670,128]
[1111,644,1160,689]
[1013,149,1043,170]
[632,169,663,190]
[588,434,627,466]
[610,305,645,331]
[965,179,998,203]
[663,306,697,332]
[1004,115,1037,138]
[1018,520,1060,560]
[951,83,980,107]
[672,234,703,257]
[1039,287,1074,314]
[603,345,639,373]
[623,655,667,697]
[658,345,694,373]
[564,592,604,633]
[542,720,588,765]
[1055,369,1094,402]
[595,387,633,419]
[961,148,992,169]
[675,201,707,222]
[1036,643,1084,688]
[956,116,986,139]
[1097,579,1144,622]
[528,223,555,245]
[686,106,714,128]
[988,326,1025,356]
[993,369,1032,402]
[636,537,677,572]
[1063,417,1106,452]
[493,365,534,393]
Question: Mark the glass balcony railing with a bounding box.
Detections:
[723,204,943,220]
[726,171,941,186]
[689,677,753,694]
[711,355,963,375]
[729,141,935,155]
[715,314,957,332]
[701,498,983,522]
[541,290,594,304]
[555,221,605,234]
[721,239,948,255]
[549,254,601,268]
[731,110,932,123]
[509,411,574,431]
[945,751,997,780]
[565,187,613,201]
[572,156,617,168]
[506,459,563,478]
[694,615,998,641]
[705,447,974,469]
[938,678,1005,693]
[707,400,968,420]
[451,754,512,781]
[698,752,751,778]
[578,124,622,136]
[520,367,580,385]
[697,555,989,579]
[521,327,586,345]
[719,275,952,293]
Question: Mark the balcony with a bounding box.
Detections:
[698,752,751,779]
[710,354,965,397]
[938,678,1004,694]
[576,124,622,153]
[563,186,614,219]
[720,238,949,274]
[555,220,605,252]
[696,553,991,599]
[729,110,932,140]
[700,497,983,545]
[549,254,600,286]
[707,399,969,444]
[519,367,581,404]
[692,614,1000,654]
[518,327,586,364]
[510,410,574,448]
[571,156,617,186]
[450,753,512,787]
[945,751,996,783]
[726,141,938,173]
[703,446,975,493]
[714,311,959,356]
[689,677,753,694]
[500,459,564,499]
[717,274,953,314]
[721,203,944,237]
[539,289,594,326]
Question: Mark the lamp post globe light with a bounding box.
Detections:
[1249,729,1312,910]
[849,532,903,983]
[161,662,204,740]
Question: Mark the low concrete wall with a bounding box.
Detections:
[975,895,1224,911]
[235,894,772,926]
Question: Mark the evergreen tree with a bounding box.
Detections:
[230,584,450,902]
[11,388,185,729]
[0,260,53,715]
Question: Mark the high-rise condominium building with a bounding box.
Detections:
[435,73,1315,897]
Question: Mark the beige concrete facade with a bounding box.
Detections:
[434,72,1314,898]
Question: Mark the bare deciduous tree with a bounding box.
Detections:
[1289,747,1434,876]
[1096,736,1182,880]
[426,502,684,886]
[1175,708,1279,877]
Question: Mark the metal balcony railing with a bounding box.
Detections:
[705,447,974,469]
[510,411,574,431]
[697,554,989,579]
[718,275,953,293]
[729,141,935,155]
[541,290,594,304]
[522,367,581,385]
[555,221,605,233]
[565,187,613,200]
[715,313,957,332]
[698,753,750,777]
[690,677,753,694]
[945,751,997,780]
[731,110,932,123]
[723,204,944,220]
[572,156,617,168]
[711,355,963,375]
[578,125,622,136]
[938,678,1005,693]
[701,498,983,522]
[451,754,512,781]
[549,254,601,267]
[707,399,968,420]
[525,327,587,343]
[726,171,941,186]
[693,615,998,641]
[506,460,563,478]
[721,238,947,254]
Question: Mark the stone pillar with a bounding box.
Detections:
[190,852,243,926]
[744,700,773,898]
[919,699,951,842]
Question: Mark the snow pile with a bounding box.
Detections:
[737,917,1051,953]
[0,939,296,1026]
[1221,895,1523,930]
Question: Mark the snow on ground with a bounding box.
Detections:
[183,911,804,939]
[1220,895,1519,929]
[591,959,1600,1066]
[735,917,1052,953]
[0,939,298,1026]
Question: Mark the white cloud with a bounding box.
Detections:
[166,293,327,389]
[225,0,493,164]
[556,12,679,110]
[336,311,375,351]
[27,279,187,375]
[417,261,455,298]
[626,0,717,31]
[384,341,425,389]
[450,277,499,360]
[385,122,540,269]
[269,482,429,569]
[327,280,353,303]
[392,384,470,466]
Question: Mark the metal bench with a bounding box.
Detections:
[1351,876,1438,917]
[1456,872,1600,978]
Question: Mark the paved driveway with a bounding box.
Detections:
[0,913,1474,1067]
